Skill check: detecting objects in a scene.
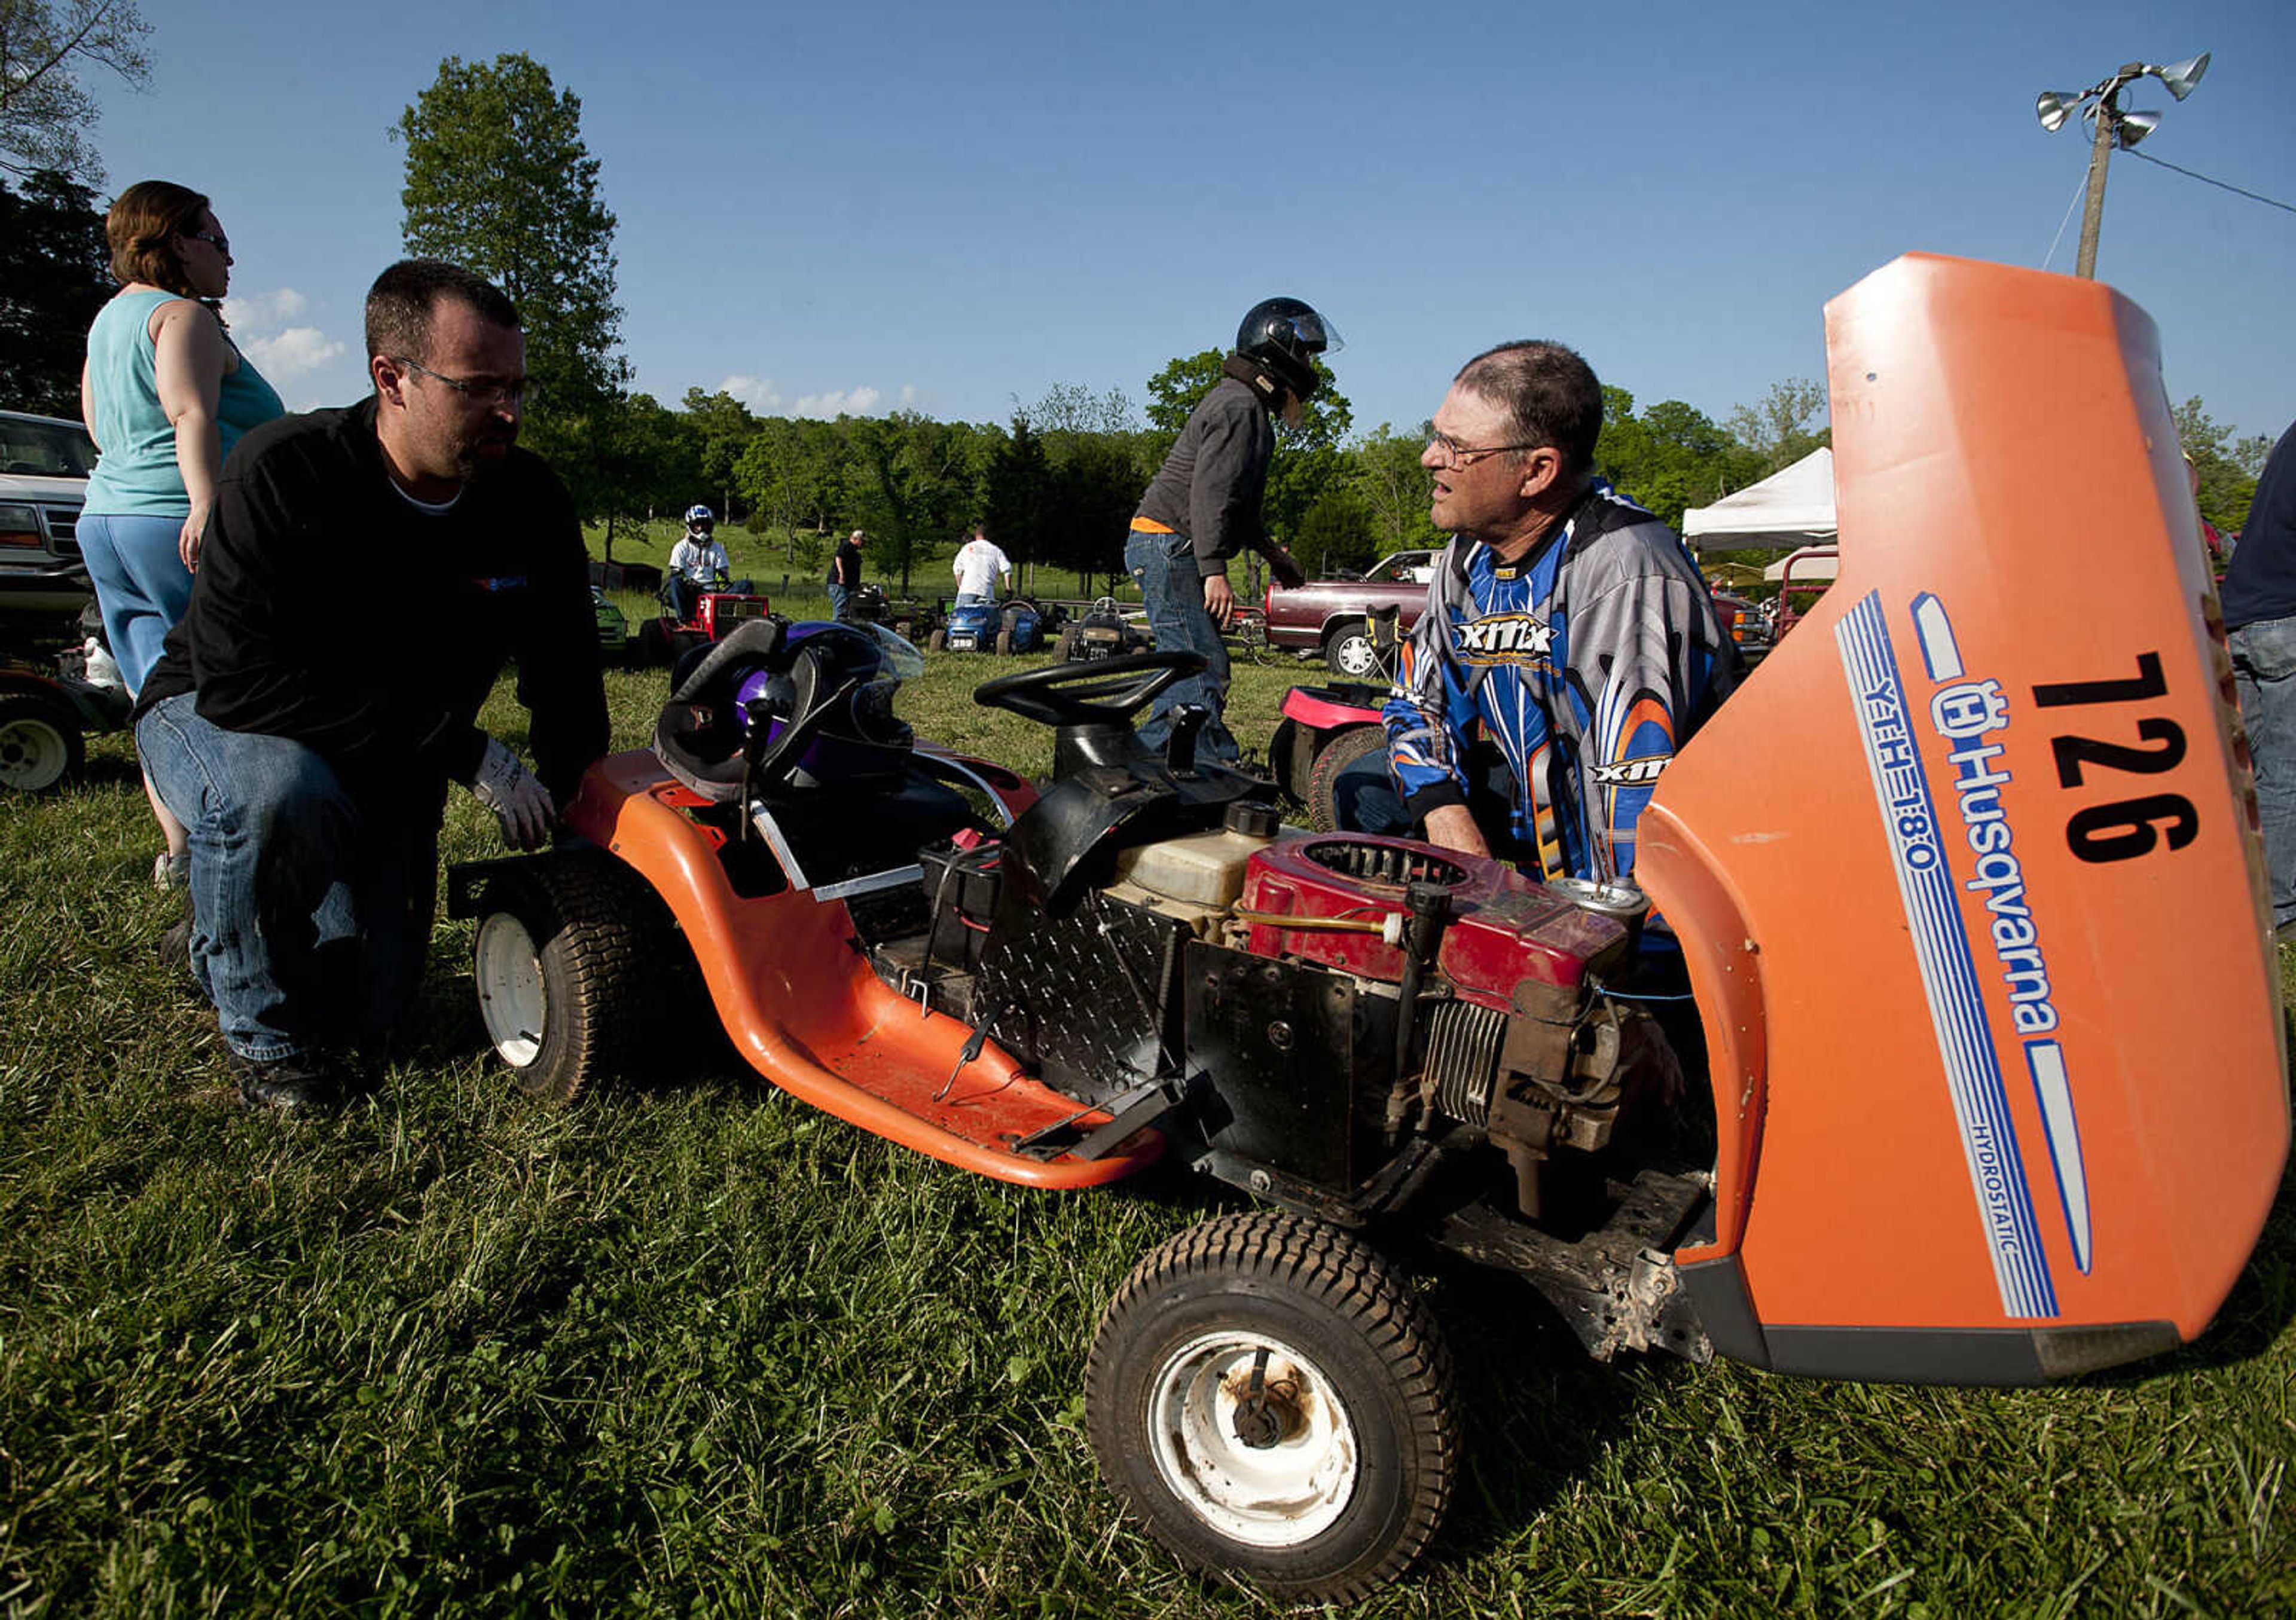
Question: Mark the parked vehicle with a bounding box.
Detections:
[929,594,1045,655]
[0,646,130,793]
[0,411,97,628]
[1054,596,1152,664]
[1769,545,1839,640]
[1708,584,1773,664]
[1261,549,1436,676]
[591,587,628,661]
[442,256,2288,1605]
[633,575,773,667]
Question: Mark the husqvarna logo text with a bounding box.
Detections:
[1457,612,1554,666]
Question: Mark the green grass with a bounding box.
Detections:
[2,653,2291,1617]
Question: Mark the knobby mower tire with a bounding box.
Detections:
[471,852,662,1104]
[1305,725,1388,835]
[927,629,948,653]
[995,627,1015,656]
[0,695,83,793]
[1053,626,1079,663]
[635,618,670,668]
[1084,1211,1458,1605]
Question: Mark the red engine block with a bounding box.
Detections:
[1240,835,1629,1008]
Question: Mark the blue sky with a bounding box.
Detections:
[86,0,2295,445]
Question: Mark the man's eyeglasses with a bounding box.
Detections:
[395,356,532,408]
[1425,430,1542,470]
[184,230,230,255]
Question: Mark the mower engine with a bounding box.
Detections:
[902,806,1669,1231]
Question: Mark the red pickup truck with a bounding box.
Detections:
[1261,549,1437,676]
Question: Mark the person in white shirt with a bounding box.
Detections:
[951,525,1012,605]
[667,503,729,621]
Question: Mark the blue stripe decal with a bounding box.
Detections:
[1835,592,2059,1320]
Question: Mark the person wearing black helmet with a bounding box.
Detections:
[1125,297,1330,762]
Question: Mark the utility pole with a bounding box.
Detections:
[2073,66,2142,279]
[2037,51,2208,280]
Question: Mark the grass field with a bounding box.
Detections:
[2,629,2291,1617]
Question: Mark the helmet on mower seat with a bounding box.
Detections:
[652,619,924,801]
[684,503,715,528]
[732,622,921,790]
[1236,297,1340,402]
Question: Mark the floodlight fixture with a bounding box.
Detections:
[2034,50,2209,277]
[2155,51,2210,100]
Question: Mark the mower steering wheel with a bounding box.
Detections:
[973,650,1204,728]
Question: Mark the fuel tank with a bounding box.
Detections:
[1239,833,1632,1002]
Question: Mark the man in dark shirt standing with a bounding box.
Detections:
[1124,298,1324,762]
[134,260,609,1111]
[828,528,865,619]
[2217,420,2296,940]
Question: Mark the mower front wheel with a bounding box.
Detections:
[927,629,948,653]
[471,854,658,1103]
[0,695,83,793]
[1306,725,1388,835]
[1085,1211,1458,1605]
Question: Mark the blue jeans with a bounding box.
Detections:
[826,582,851,619]
[2231,615,2296,928]
[76,511,193,693]
[1125,529,1236,760]
[954,591,994,607]
[136,694,441,1061]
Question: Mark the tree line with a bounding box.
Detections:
[1,32,2268,591]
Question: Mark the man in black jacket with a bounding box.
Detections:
[135,260,609,1112]
[1124,298,1326,762]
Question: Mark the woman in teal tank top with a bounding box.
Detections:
[79,180,284,887]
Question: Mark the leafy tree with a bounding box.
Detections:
[585,392,699,558]
[1348,424,1440,557]
[0,0,149,182]
[1724,377,1828,478]
[2173,396,2263,535]
[0,166,106,411]
[842,412,982,595]
[394,53,630,517]
[735,417,848,549]
[1290,487,1378,577]
[1025,381,1138,436]
[1596,389,1757,532]
[679,387,759,523]
[981,413,1050,582]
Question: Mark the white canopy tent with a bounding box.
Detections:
[1681,447,1836,554]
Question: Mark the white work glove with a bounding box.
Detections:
[471,736,555,851]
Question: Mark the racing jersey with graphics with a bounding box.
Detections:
[1382,484,1739,884]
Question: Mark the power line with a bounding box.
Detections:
[2125,148,2296,216]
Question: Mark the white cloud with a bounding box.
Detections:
[222,288,308,331]
[222,288,343,385]
[718,374,783,413]
[715,375,912,419]
[242,327,346,384]
[793,385,881,417]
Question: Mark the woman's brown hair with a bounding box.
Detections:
[105,179,211,294]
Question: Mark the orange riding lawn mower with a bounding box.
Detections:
[443,256,2287,1603]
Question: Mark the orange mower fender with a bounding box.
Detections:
[558,748,1161,1190]
[1636,252,2288,1383]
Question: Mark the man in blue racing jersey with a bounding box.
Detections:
[1375,340,1741,895]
